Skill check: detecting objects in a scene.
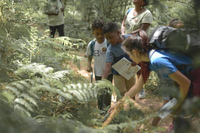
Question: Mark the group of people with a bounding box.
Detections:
[44,0,199,132]
[86,0,153,109]
[85,0,199,132]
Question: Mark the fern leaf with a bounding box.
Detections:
[14,104,31,117]
[11,82,25,91]
[5,86,21,96]
[20,93,38,107]
[1,91,15,105]
[26,79,36,86]
[68,90,84,102]
[83,83,96,99]
[56,90,73,100]
[14,98,34,112]
[43,67,54,74]
[52,70,71,79]
[19,80,31,88]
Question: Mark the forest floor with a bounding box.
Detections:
[68,50,172,132]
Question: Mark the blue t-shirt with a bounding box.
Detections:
[148,49,193,79]
[106,34,132,75]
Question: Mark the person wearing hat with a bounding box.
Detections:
[121,0,153,99]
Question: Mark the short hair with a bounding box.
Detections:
[92,20,105,31]
[143,0,149,6]
[122,30,150,55]
[102,22,119,34]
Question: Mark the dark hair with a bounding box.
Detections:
[102,22,119,34]
[122,30,150,55]
[167,18,184,28]
[143,0,149,6]
[122,31,151,83]
[92,20,105,31]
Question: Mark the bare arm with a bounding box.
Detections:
[128,23,150,35]
[102,62,112,79]
[86,56,92,72]
[61,1,66,12]
[124,74,145,98]
[44,12,59,15]
[169,70,191,103]
[121,15,127,35]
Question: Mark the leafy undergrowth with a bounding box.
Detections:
[1,47,200,133]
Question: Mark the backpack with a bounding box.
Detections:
[149,26,200,67]
[148,26,200,97]
[126,8,133,15]
[90,39,110,56]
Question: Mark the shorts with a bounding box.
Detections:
[113,74,135,98]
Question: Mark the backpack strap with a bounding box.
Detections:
[90,39,110,56]
[90,39,96,56]
[126,8,133,15]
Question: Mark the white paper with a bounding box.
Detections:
[112,57,141,80]
[158,98,177,119]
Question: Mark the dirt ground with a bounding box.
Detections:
[69,50,172,132]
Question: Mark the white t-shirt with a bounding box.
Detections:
[86,39,111,77]
[48,0,64,26]
[125,8,153,35]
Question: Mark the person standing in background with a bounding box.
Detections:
[44,0,66,38]
[121,0,153,99]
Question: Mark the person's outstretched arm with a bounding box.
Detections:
[169,70,191,107]
[102,62,112,79]
[121,15,127,35]
[108,74,144,113]
[124,74,145,98]
[129,23,150,35]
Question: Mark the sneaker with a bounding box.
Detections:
[138,89,145,99]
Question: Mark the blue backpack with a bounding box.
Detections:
[90,39,110,56]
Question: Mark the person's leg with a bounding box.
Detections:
[152,79,175,127]
[49,26,57,38]
[57,24,64,37]
[151,100,169,126]
[125,75,136,100]
[113,75,126,100]
[103,74,113,107]
[95,76,104,110]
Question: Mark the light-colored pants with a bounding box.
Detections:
[113,74,135,97]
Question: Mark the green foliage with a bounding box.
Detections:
[0,0,200,132]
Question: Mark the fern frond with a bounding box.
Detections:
[96,79,122,99]
[52,70,72,80]
[18,80,31,89]
[14,104,31,117]
[5,85,21,96]
[64,83,98,103]
[14,98,34,112]
[20,93,38,107]
[11,82,25,91]
[68,89,85,102]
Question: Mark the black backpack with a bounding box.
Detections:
[149,26,200,67]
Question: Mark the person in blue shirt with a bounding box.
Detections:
[109,30,196,132]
